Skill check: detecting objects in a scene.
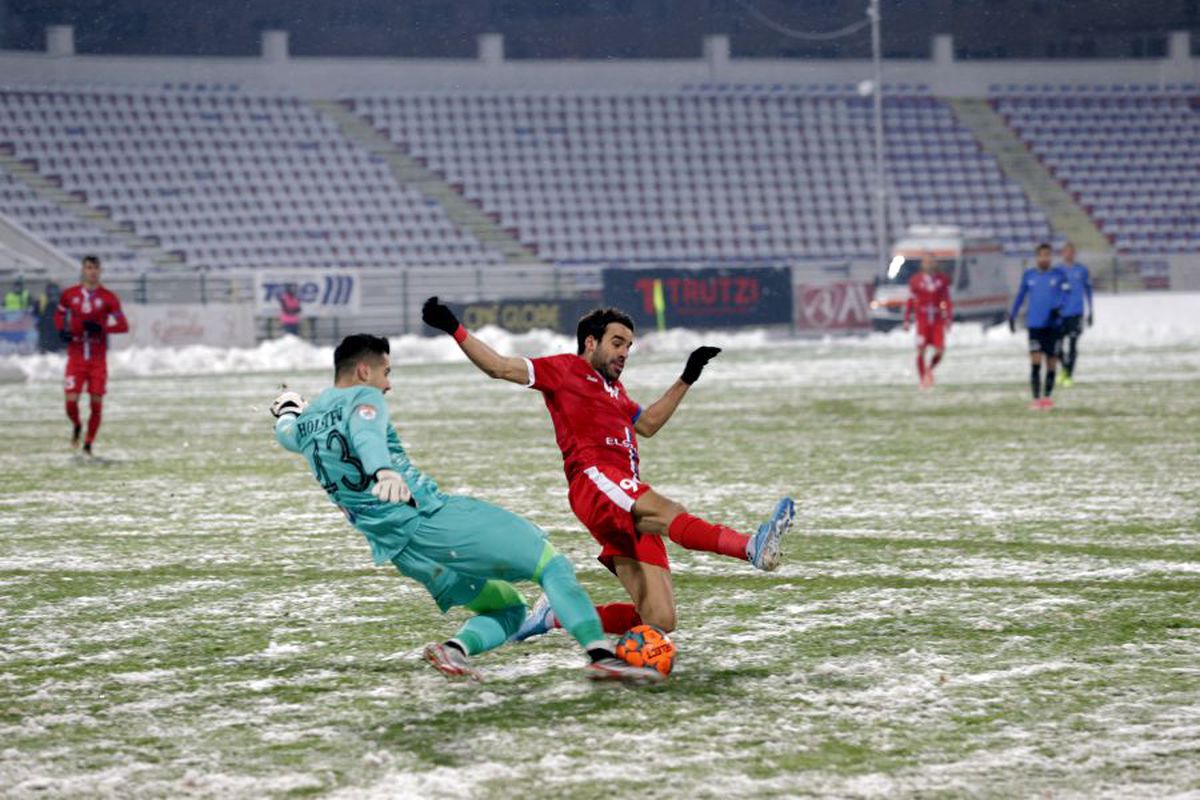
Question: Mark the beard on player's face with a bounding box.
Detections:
[590,342,627,382]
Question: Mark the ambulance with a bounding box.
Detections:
[870,225,1010,331]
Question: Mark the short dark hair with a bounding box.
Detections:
[576,307,635,355]
[1036,243,1052,253]
[334,333,390,378]
[82,255,100,266]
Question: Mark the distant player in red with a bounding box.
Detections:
[423,297,795,638]
[903,253,953,388]
[54,255,128,455]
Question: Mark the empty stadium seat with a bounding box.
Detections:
[991,85,1200,254]
[346,87,1052,261]
[0,86,506,270]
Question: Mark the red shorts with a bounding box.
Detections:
[917,321,946,350]
[64,358,107,396]
[567,464,668,573]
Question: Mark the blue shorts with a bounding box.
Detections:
[390,495,548,612]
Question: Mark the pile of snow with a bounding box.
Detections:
[2,292,1196,382]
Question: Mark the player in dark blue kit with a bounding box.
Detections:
[1009,243,1068,409]
[1056,242,1094,387]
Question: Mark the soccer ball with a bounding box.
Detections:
[615,624,677,676]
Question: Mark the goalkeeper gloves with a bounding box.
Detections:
[422,296,466,342]
[681,346,721,385]
[270,390,308,418]
[371,469,411,504]
[82,320,104,335]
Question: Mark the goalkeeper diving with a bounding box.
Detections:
[271,333,662,683]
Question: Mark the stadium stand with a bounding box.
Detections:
[2,80,1194,274]
[0,171,158,273]
[991,84,1200,254]
[346,85,1053,263]
[0,87,507,271]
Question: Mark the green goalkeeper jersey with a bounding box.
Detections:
[275,385,446,563]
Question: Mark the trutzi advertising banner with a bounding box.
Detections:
[602,267,793,329]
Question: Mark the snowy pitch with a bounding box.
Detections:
[1,293,1197,798]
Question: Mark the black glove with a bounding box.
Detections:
[681,346,721,385]
[1049,307,1061,325]
[422,296,460,335]
[59,328,73,343]
[82,320,103,335]
[1008,315,1016,333]
[1087,313,1094,328]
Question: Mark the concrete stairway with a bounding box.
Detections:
[0,153,186,270]
[311,100,541,265]
[948,98,1112,253]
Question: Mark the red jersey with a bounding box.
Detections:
[528,353,643,484]
[905,272,953,327]
[54,284,128,362]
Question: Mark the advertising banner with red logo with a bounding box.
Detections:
[112,304,257,349]
[0,310,37,355]
[795,282,875,332]
[602,267,793,330]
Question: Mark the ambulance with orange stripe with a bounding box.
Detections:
[870,225,1010,331]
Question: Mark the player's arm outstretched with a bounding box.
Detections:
[422,296,530,384]
[634,346,720,438]
[270,387,409,503]
[271,389,308,453]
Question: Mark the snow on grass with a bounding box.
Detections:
[0,305,1197,797]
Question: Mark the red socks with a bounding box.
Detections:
[66,399,102,446]
[66,399,81,427]
[594,603,642,634]
[667,513,750,560]
[559,517,751,639]
[546,603,641,634]
[85,399,102,444]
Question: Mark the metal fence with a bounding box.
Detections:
[88,260,863,343]
[104,264,596,343]
[67,256,1189,346]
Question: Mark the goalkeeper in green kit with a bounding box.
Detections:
[272,333,660,683]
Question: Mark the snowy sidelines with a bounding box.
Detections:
[2,292,1196,382]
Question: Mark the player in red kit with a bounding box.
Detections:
[422,297,795,638]
[54,255,128,455]
[903,253,953,389]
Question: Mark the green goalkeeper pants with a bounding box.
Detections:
[390,495,604,655]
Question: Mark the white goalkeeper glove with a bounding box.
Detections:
[270,390,308,418]
[371,469,411,504]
